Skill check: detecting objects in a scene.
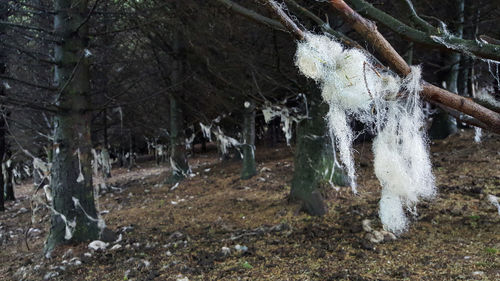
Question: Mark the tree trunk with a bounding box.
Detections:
[46,0,99,254]
[169,94,189,183]
[0,2,8,212]
[128,131,134,170]
[4,150,15,201]
[290,93,349,216]
[167,28,189,183]
[241,101,257,180]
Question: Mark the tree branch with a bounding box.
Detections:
[284,0,363,49]
[395,0,435,33]
[261,0,500,133]
[267,0,304,40]
[214,0,286,32]
[328,0,500,133]
[344,0,500,61]
[0,95,59,113]
[0,75,56,91]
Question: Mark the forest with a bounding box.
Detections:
[0,0,499,280]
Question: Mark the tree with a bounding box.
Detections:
[240,100,257,180]
[45,0,100,253]
[167,28,190,183]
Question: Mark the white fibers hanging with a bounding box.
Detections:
[213,126,242,157]
[261,105,304,145]
[295,33,436,234]
[200,122,212,142]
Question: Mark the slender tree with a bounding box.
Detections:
[241,100,257,180]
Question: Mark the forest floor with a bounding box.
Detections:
[0,129,499,281]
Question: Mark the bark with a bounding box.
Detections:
[290,94,349,216]
[46,0,99,254]
[241,101,257,180]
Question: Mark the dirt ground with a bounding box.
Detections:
[0,129,499,280]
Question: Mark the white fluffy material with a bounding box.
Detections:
[474,127,482,143]
[487,194,500,215]
[261,106,301,145]
[200,122,212,142]
[295,33,436,234]
[214,127,242,156]
[379,191,408,233]
[327,107,357,193]
[88,240,109,251]
[295,34,342,82]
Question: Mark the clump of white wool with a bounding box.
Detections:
[295,33,436,234]
[373,67,435,233]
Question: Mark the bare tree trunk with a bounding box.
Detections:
[241,101,257,180]
[45,0,99,254]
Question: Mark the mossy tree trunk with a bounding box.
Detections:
[45,0,99,254]
[241,101,257,180]
[290,93,349,216]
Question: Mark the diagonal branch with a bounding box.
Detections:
[261,0,500,133]
[345,0,500,61]
[284,0,363,49]
[0,75,56,91]
[214,0,286,32]
[395,0,435,33]
[328,0,500,133]
[267,0,305,40]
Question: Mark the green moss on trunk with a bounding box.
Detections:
[290,92,348,216]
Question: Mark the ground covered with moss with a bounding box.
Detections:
[0,129,499,280]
